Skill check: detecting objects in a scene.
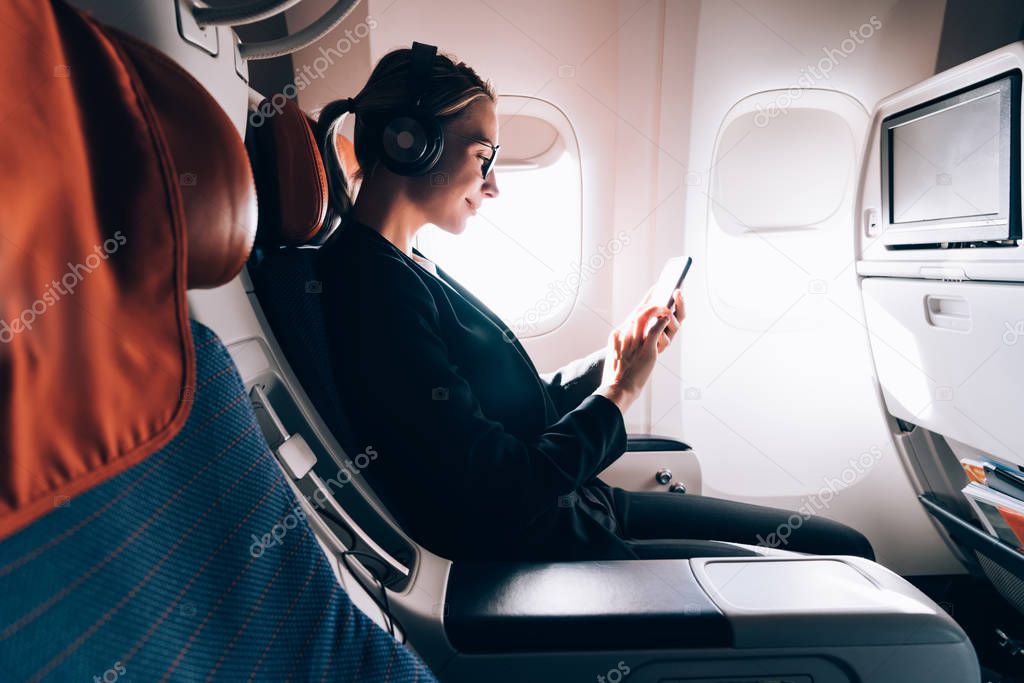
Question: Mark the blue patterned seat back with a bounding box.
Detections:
[0,321,437,683]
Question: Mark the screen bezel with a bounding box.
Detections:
[880,69,1022,246]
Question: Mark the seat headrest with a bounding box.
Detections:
[0,0,255,539]
[247,97,331,246]
[121,34,258,289]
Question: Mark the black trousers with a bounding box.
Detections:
[611,488,876,561]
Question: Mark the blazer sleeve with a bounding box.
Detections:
[348,257,626,526]
[539,347,606,418]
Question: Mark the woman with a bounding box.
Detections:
[315,44,874,563]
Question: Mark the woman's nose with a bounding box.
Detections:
[483,172,499,199]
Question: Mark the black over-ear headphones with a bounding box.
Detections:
[377,41,444,177]
[317,41,443,233]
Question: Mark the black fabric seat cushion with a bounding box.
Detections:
[254,247,356,449]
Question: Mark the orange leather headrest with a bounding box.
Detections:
[0,0,256,539]
[247,97,330,246]
[117,34,257,288]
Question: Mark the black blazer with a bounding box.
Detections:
[318,219,637,561]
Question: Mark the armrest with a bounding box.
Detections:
[442,557,977,682]
[626,433,691,452]
[443,559,730,653]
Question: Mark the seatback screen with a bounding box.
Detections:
[891,91,1002,224]
[880,70,1020,245]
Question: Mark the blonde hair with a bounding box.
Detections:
[316,46,496,214]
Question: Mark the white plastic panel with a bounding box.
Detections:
[691,556,974,655]
[598,449,702,495]
[861,277,1024,465]
[702,559,923,613]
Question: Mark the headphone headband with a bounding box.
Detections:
[372,41,444,177]
[408,42,437,108]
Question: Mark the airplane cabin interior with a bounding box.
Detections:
[4,0,1024,681]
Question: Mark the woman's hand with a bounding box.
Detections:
[631,286,686,353]
[658,289,685,353]
[596,305,673,415]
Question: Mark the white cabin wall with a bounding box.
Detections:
[647,0,946,440]
[661,0,958,575]
[616,0,702,434]
[604,0,694,435]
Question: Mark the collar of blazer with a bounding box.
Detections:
[407,249,561,424]
[408,245,543,373]
[343,219,558,418]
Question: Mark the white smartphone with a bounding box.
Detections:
[652,255,692,310]
[644,256,692,335]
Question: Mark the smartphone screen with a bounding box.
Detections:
[653,256,692,310]
[643,256,692,336]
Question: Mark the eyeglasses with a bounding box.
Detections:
[448,131,500,179]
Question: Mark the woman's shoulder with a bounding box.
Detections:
[323,222,405,270]
[320,223,440,305]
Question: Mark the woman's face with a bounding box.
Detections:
[411,97,500,234]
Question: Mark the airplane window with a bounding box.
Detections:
[712,107,853,233]
[415,96,582,337]
[705,89,868,332]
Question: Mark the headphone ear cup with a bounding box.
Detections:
[378,107,444,176]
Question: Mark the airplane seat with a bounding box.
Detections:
[0,2,437,680]
[244,97,428,558]
[243,98,823,565]
[245,97,356,451]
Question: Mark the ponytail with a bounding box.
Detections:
[316,97,358,219]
